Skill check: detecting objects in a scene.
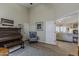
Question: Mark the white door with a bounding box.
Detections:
[46,21,56,45]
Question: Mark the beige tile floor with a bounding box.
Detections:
[57,41,78,56]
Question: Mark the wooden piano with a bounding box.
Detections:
[0,27,24,50]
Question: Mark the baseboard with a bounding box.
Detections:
[38,41,57,46]
[57,39,74,43]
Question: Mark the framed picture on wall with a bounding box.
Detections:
[36,22,43,31]
[1,18,14,26]
[73,23,78,28]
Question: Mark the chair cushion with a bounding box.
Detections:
[29,32,37,38]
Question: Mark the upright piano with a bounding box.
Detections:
[0,27,24,49]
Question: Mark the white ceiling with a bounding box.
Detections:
[56,14,78,26]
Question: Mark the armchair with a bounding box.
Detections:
[28,32,38,43]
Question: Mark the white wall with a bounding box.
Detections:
[0,3,78,45]
[0,3,29,41]
[53,3,79,19]
[29,3,79,45]
[29,4,56,45]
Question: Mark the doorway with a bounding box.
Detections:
[56,13,78,56]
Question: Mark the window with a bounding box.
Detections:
[56,26,67,32]
[56,26,60,32]
[60,26,66,32]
